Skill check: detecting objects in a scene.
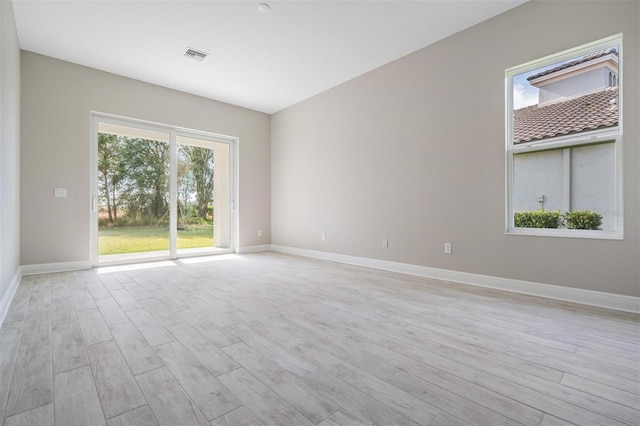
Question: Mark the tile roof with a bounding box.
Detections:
[513,87,618,144]
[527,48,618,82]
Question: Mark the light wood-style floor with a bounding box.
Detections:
[1,252,638,426]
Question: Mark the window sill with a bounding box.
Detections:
[506,227,623,240]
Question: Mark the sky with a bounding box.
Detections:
[513,72,539,109]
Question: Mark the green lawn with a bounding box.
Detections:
[98,225,213,255]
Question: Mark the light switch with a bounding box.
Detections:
[54,187,67,198]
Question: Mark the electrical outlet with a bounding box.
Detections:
[257,229,262,237]
[382,239,388,248]
[321,233,326,241]
[444,243,452,254]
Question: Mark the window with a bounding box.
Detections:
[506,35,623,239]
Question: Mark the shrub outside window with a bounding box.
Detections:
[506,35,623,239]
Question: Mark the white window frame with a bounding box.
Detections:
[505,34,623,240]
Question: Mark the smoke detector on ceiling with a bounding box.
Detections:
[183,48,208,63]
[257,3,271,13]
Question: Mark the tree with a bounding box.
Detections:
[120,138,170,221]
[97,133,124,226]
[179,146,214,219]
[98,135,212,228]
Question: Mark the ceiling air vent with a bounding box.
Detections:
[183,48,208,63]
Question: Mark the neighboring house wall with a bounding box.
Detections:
[571,143,616,230]
[271,0,639,297]
[0,0,21,317]
[513,142,616,230]
[514,150,565,212]
[20,52,271,266]
[539,67,615,104]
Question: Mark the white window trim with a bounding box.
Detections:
[505,34,624,240]
[513,128,618,154]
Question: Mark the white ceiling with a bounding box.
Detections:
[12,0,526,113]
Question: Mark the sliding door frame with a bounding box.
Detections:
[90,112,238,266]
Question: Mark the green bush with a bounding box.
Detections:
[514,210,562,228]
[563,210,602,230]
[98,217,129,228]
[184,216,208,226]
[98,215,169,229]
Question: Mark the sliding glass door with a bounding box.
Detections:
[91,114,236,265]
[176,135,230,255]
[96,122,171,262]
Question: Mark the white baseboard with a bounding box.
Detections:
[21,261,91,276]
[0,266,22,327]
[237,245,272,254]
[12,250,638,314]
[270,245,639,314]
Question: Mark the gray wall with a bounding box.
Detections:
[271,1,639,297]
[21,52,271,266]
[0,0,21,308]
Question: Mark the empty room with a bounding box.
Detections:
[1,0,638,425]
